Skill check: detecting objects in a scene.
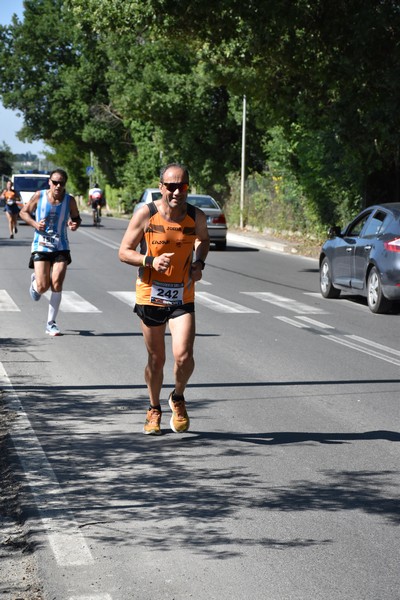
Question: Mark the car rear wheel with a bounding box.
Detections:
[320,257,340,299]
[214,240,227,250]
[367,267,392,314]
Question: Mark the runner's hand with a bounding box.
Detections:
[154,252,174,273]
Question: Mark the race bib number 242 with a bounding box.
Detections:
[150,281,184,305]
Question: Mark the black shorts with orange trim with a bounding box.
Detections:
[134,303,195,327]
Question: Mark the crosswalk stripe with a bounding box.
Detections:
[323,334,400,366]
[43,291,101,313]
[242,291,327,314]
[108,291,136,307]
[109,291,257,313]
[275,316,309,328]
[296,316,335,329]
[197,279,212,286]
[346,334,400,357]
[196,291,259,313]
[0,289,321,315]
[0,290,20,312]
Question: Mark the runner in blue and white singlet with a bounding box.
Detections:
[19,168,81,337]
[31,189,73,254]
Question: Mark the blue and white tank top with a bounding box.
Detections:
[31,190,72,253]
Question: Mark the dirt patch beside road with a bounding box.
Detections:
[0,395,43,599]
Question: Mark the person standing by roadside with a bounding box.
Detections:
[119,163,210,435]
[0,180,21,239]
[19,168,82,337]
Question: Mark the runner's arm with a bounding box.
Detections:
[68,195,82,230]
[19,192,42,229]
[119,206,150,267]
[190,208,210,281]
[118,205,173,272]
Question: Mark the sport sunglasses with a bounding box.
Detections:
[162,182,189,193]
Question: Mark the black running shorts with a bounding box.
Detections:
[29,250,72,269]
[134,303,195,327]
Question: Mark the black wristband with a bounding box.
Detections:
[145,255,155,268]
[193,259,205,270]
[71,214,82,224]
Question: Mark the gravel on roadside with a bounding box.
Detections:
[0,394,43,600]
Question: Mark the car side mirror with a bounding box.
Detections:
[328,225,342,239]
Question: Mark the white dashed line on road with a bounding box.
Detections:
[0,362,94,567]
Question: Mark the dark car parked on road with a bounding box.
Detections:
[319,203,400,313]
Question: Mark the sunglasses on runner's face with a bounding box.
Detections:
[162,182,189,193]
[51,180,65,187]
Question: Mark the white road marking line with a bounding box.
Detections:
[346,335,400,357]
[296,316,335,329]
[242,291,327,314]
[322,334,400,366]
[0,362,94,566]
[196,291,259,313]
[0,289,20,311]
[303,292,368,311]
[109,291,136,307]
[275,316,310,328]
[69,595,113,600]
[78,228,120,250]
[277,314,400,365]
[44,291,101,313]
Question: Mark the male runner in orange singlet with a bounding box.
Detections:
[119,163,210,435]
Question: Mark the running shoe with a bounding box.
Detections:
[10,234,14,239]
[46,321,61,336]
[143,408,162,435]
[168,393,190,433]
[29,273,41,301]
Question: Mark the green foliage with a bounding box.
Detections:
[0,143,14,176]
[2,0,400,235]
[0,0,130,187]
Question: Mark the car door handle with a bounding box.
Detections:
[346,248,353,253]
[364,245,372,251]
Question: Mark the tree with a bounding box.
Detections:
[0,0,131,190]
[67,0,400,211]
[0,143,14,177]
[4,0,400,225]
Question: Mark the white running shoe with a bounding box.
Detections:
[46,321,61,336]
[29,273,41,301]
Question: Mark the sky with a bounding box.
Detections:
[0,0,47,155]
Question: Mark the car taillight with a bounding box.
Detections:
[384,238,400,252]
[211,214,226,225]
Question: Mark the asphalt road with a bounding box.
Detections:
[1,213,399,600]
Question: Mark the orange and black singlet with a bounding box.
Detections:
[136,202,198,306]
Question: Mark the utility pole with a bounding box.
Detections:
[89,150,94,189]
[240,95,246,229]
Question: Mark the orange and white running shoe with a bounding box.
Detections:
[168,393,190,433]
[143,408,162,435]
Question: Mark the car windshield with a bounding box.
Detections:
[13,177,49,193]
[187,195,219,209]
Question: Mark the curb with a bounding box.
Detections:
[227,232,297,254]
